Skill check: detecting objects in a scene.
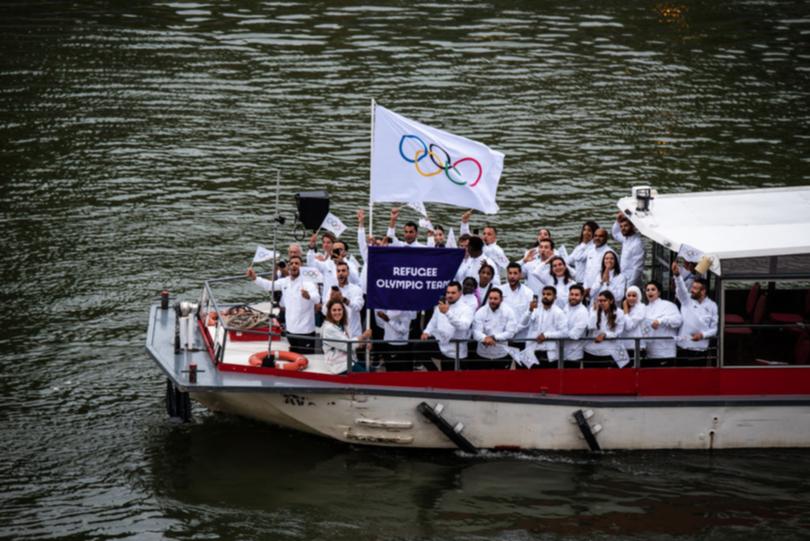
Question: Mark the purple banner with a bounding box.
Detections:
[366,246,465,310]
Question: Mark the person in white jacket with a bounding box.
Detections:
[421,281,474,370]
[587,250,627,306]
[562,284,590,363]
[374,308,416,371]
[386,207,423,247]
[584,291,629,367]
[567,221,599,284]
[672,261,718,365]
[611,212,645,288]
[321,300,372,374]
[520,286,567,366]
[459,209,510,275]
[321,261,364,339]
[306,234,360,294]
[247,255,320,354]
[643,280,683,364]
[521,239,555,294]
[501,262,535,343]
[583,228,611,296]
[621,285,647,359]
[539,256,576,309]
[472,288,516,369]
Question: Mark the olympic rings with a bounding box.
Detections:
[398,135,483,188]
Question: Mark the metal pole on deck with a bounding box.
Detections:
[365,98,376,371]
[268,169,281,359]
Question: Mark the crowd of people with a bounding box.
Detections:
[246,207,718,374]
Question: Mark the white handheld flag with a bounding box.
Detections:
[677,243,704,263]
[300,266,324,284]
[418,217,433,231]
[407,201,427,216]
[320,212,347,238]
[446,228,457,248]
[371,105,504,214]
[252,245,277,264]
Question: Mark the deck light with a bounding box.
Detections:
[633,186,653,213]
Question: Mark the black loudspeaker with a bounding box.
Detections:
[295,190,330,231]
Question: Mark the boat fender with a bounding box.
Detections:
[248,350,308,371]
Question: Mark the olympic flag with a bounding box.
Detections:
[370,105,504,214]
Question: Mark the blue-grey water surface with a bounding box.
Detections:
[2,1,810,539]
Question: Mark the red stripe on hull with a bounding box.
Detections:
[216,362,810,397]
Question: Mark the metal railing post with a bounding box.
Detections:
[454,341,460,371]
[634,338,641,368]
[347,339,354,374]
[557,339,564,369]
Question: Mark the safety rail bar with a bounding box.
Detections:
[197,276,806,373]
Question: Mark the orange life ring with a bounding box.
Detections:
[248,350,308,371]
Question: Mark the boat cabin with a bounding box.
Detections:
[620,185,810,367]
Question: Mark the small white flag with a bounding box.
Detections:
[252,245,277,264]
[677,243,704,263]
[320,212,347,238]
[446,228,457,248]
[407,201,428,216]
[558,244,569,261]
[300,266,324,284]
[418,217,433,231]
[505,345,539,368]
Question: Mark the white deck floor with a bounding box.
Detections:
[207,324,332,373]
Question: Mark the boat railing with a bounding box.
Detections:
[194,275,739,372]
[274,333,717,373]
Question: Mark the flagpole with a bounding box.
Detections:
[365,97,376,370]
[368,97,375,238]
[268,169,280,358]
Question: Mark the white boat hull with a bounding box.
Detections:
[192,388,810,451]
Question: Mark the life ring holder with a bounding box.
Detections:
[248,350,308,371]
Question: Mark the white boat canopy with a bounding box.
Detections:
[617,185,810,276]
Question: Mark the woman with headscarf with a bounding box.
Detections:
[621,285,647,360]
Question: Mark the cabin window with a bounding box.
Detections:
[722,277,810,366]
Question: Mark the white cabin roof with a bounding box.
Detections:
[617,186,810,275]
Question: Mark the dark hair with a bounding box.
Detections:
[540,238,555,250]
[488,287,503,299]
[507,262,522,272]
[321,231,337,243]
[404,221,418,230]
[694,277,709,291]
[478,262,494,277]
[458,233,471,243]
[600,250,621,276]
[434,225,445,233]
[644,280,663,302]
[596,291,617,331]
[325,299,347,327]
[462,276,478,288]
[569,283,585,295]
[467,236,484,253]
[548,256,572,285]
[447,280,462,293]
[335,260,349,270]
[579,221,600,243]
[288,255,303,264]
[542,285,556,296]
[484,225,497,235]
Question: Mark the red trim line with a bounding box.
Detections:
[216,362,810,397]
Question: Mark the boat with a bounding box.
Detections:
[146,185,810,451]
